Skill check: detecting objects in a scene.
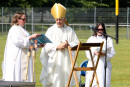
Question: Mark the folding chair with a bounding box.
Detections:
[79,60,88,87]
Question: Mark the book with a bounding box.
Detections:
[32,34,52,45]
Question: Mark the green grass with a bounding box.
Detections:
[111,40,130,87]
[0,31,130,87]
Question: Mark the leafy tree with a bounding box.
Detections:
[0,0,43,7]
[0,0,130,8]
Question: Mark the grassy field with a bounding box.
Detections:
[0,30,130,87]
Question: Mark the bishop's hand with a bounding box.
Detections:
[57,40,69,50]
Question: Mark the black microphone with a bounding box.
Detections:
[89,26,96,31]
[90,26,105,36]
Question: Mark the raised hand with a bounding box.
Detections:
[29,34,41,40]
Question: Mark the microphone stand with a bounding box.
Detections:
[95,30,116,87]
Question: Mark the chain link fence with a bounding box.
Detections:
[0,7,130,39]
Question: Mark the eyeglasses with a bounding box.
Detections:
[55,18,64,21]
[19,18,26,21]
[96,29,104,31]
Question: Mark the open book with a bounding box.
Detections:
[32,34,52,45]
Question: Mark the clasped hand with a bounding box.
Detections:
[57,40,69,50]
[94,51,105,56]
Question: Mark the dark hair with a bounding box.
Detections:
[93,22,107,36]
[11,12,25,26]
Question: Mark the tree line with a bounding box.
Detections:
[0,0,130,8]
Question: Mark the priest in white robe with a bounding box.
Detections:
[85,22,115,87]
[39,3,80,87]
[2,12,42,82]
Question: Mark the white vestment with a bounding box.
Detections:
[2,25,34,82]
[85,35,115,87]
[40,24,80,87]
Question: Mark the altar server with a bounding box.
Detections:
[85,22,115,87]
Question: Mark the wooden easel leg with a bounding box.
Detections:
[68,46,79,87]
[95,73,99,87]
[92,42,104,87]
[90,71,99,87]
[89,49,95,87]
[89,49,100,87]
[67,68,74,87]
[67,43,81,87]
[90,71,94,87]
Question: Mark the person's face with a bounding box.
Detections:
[97,25,104,36]
[17,14,26,27]
[55,18,65,28]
